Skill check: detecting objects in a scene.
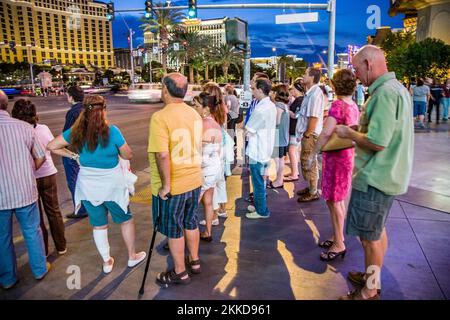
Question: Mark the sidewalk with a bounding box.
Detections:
[1,128,449,300]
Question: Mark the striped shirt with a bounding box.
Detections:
[0,110,46,210]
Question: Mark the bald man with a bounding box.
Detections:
[148,73,203,286]
[335,45,414,300]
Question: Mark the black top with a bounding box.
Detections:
[430,85,443,101]
[63,102,84,132]
[289,96,303,135]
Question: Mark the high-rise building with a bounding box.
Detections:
[0,0,114,68]
[144,17,229,69]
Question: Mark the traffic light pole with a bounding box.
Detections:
[115,1,336,77]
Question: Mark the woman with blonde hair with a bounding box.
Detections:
[48,95,146,273]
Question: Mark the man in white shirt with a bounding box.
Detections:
[245,79,277,219]
[295,68,325,202]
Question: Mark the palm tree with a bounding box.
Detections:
[212,43,244,83]
[170,28,210,83]
[140,3,185,74]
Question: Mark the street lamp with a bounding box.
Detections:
[272,47,278,81]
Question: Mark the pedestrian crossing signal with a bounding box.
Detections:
[145,1,153,19]
[106,2,114,21]
[188,0,197,19]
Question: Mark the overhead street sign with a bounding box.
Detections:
[275,12,319,24]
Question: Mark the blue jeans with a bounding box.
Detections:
[0,202,47,286]
[442,97,450,119]
[62,157,86,214]
[249,160,270,217]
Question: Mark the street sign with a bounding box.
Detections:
[173,43,179,51]
[239,90,252,109]
[275,12,319,24]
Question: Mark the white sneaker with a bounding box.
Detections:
[246,211,270,219]
[103,257,114,274]
[128,251,147,268]
[199,218,219,226]
[247,205,256,212]
[217,211,228,218]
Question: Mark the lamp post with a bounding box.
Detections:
[26,44,35,93]
[272,47,278,81]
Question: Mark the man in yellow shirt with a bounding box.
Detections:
[148,73,203,286]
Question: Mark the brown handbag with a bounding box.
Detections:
[321,132,354,152]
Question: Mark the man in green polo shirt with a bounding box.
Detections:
[335,45,414,300]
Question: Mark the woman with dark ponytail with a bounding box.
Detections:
[12,99,67,257]
[48,95,146,274]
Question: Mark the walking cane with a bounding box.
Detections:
[138,193,171,295]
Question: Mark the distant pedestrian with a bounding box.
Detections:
[336,45,413,300]
[48,95,145,274]
[224,84,240,145]
[442,79,450,121]
[268,83,290,189]
[245,79,277,219]
[428,78,443,124]
[148,73,203,286]
[284,79,304,182]
[295,68,325,202]
[0,90,51,290]
[63,86,88,218]
[355,80,365,109]
[412,78,430,128]
[11,99,67,257]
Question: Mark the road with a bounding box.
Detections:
[6,94,163,214]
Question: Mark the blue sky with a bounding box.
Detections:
[111,0,404,63]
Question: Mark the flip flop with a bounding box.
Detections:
[284,177,299,182]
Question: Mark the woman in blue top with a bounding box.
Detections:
[48,95,146,274]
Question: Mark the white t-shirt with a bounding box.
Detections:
[245,97,277,163]
[34,124,57,179]
[295,84,325,137]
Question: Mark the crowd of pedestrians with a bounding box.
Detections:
[0,44,430,300]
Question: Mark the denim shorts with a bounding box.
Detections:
[413,101,427,117]
[152,187,201,239]
[345,186,395,241]
[82,200,132,227]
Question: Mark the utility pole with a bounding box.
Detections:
[27,44,35,93]
[243,36,251,92]
[129,28,135,87]
[120,13,135,88]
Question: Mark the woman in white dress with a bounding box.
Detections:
[192,92,224,242]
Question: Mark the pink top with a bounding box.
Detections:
[34,124,58,179]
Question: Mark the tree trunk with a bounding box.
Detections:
[196,69,200,84]
[213,66,217,83]
[205,64,209,81]
[189,65,194,84]
[223,65,229,83]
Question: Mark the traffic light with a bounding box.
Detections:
[225,18,248,46]
[106,1,114,21]
[188,0,197,19]
[9,41,16,54]
[144,1,153,19]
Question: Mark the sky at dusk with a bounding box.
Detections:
[111,0,405,63]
